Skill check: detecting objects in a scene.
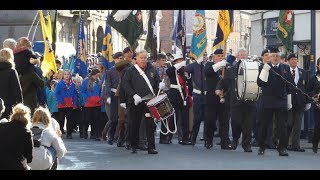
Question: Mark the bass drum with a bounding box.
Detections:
[235,59,260,101]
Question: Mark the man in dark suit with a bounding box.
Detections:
[257,47,292,156]
[286,53,311,152]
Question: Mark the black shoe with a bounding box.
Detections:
[292,147,305,152]
[182,141,192,145]
[90,135,96,140]
[131,148,137,154]
[80,134,83,138]
[258,147,265,155]
[231,140,239,150]
[117,141,125,147]
[178,140,183,144]
[221,144,232,150]
[205,144,213,149]
[278,150,289,156]
[148,149,158,154]
[107,139,113,145]
[312,143,318,153]
[244,147,253,153]
[200,137,204,141]
[95,138,102,141]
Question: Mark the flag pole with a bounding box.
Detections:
[219,41,227,103]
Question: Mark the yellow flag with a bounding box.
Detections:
[39,10,57,77]
[212,10,234,49]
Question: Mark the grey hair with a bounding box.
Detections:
[135,49,148,57]
[236,47,248,56]
[3,38,17,50]
[72,74,83,83]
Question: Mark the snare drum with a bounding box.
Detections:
[235,59,260,101]
[146,94,175,121]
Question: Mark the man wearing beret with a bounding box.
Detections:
[286,53,310,152]
[204,48,232,150]
[257,47,293,156]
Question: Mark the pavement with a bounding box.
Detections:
[58,130,320,170]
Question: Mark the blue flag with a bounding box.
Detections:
[190,10,207,60]
[101,22,114,69]
[172,10,186,59]
[74,16,88,78]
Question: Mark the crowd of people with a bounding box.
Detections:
[1,36,320,170]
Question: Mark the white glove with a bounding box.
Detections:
[196,57,203,64]
[133,94,142,106]
[212,60,227,72]
[174,61,187,70]
[106,97,111,105]
[287,94,292,110]
[259,63,271,82]
[120,103,126,109]
[159,82,165,90]
[305,103,311,111]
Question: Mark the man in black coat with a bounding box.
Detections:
[257,47,292,156]
[122,50,163,154]
[286,53,310,152]
[204,49,231,150]
[217,48,255,152]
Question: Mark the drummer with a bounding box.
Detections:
[216,48,255,152]
[122,50,165,154]
[165,51,192,145]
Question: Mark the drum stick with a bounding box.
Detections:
[157,79,165,97]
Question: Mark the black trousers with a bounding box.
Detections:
[191,102,206,141]
[51,112,59,122]
[258,107,288,150]
[128,103,156,150]
[58,108,73,135]
[205,103,230,146]
[72,108,84,135]
[287,106,304,148]
[231,104,255,148]
[108,95,119,140]
[312,108,320,146]
[84,107,100,138]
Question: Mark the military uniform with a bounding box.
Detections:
[219,60,255,151]
[184,61,207,144]
[257,62,292,155]
[122,62,160,153]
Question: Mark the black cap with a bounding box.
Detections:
[287,53,297,60]
[112,52,123,59]
[269,47,280,53]
[214,49,223,55]
[261,49,270,56]
[123,47,131,54]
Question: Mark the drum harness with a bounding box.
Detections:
[134,64,177,135]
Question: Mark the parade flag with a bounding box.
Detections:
[107,10,144,48]
[74,16,88,78]
[171,10,186,59]
[190,10,207,60]
[39,10,57,77]
[212,10,234,49]
[144,10,157,60]
[101,22,114,69]
[277,10,294,53]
